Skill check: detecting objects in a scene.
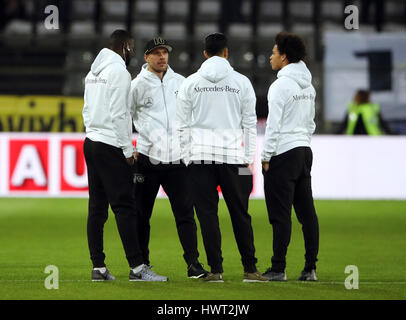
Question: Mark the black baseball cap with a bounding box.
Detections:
[144,37,173,55]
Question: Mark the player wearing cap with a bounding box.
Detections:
[176,33,268,282]
[129,37,208,279]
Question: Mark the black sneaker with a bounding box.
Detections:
[91,268,115,281]
[298,269,317,281]
[187,262,209,279]
[262,268,287,281]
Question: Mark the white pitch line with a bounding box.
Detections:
[274,281,406,284]
[0,280,405,284]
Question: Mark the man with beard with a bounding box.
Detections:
[129,37,208,279]
[83,30,166,282]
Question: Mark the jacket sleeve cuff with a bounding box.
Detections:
[123,145,136,158]
[261,151,272,162]
[243,156,254,165]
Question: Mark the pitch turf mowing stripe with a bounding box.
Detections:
[0,198,405,299]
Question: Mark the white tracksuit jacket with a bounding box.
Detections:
[261,60,316,162]
[176,56,257,164]
[82,48,135,158]
[129,64,185,163]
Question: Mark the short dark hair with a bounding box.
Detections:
[355,90,370,104]
[109,29,132,50]
[275,32,306,63]
[204,33,228,56]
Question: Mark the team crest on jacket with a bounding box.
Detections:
[133,173,145,184]
[144,97,153,107]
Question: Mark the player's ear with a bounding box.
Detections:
[223,47,229,59]
[124,41,131,53]
[144,54,148,63]
[203,50,209,59]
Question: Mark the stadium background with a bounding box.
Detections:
[0,0,405,300]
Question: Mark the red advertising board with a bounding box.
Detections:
[60,139,87,191]
[9,139,49,192]
[0,133,265,198]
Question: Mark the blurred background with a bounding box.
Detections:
[1,2,405,300]
[1,0,406,135]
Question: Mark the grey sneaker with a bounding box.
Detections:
[129,265,168,282]
[203,273,224,282]
[91,268,115,281]
[262,268,287,281]
[298,269,317,281]
[243,271,269,282]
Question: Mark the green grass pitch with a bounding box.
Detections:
[0,198,405,300]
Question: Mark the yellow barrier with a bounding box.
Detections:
[0,95,85,132]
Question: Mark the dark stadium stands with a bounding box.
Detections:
[0,0,405,132]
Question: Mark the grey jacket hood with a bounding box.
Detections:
[277,60,312,89]
[91,48,125,76]
[198,56,233,83]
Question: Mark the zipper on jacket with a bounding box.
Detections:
[161,80,170,161]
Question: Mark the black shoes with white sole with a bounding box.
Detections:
[187,262,209,279]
